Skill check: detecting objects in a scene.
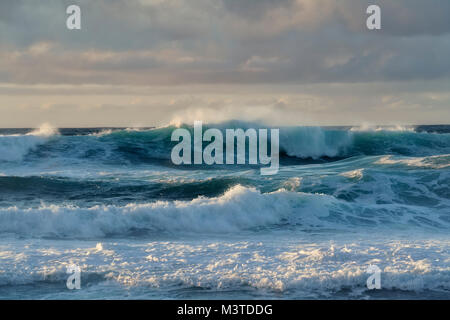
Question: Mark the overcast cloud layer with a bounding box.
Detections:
[0,0,449,127]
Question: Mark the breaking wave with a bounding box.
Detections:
[0,122,449,166]
[0,185,448,239]
[0,124,58,162]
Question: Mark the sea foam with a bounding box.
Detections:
[0,185,447,239]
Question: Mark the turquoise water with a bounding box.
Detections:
[0,123,449,299]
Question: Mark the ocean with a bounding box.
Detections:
[0,122,449,299]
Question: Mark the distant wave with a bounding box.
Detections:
[0,124,58,162]
[0,153,448,208]
[350,124,416,132]
[375,154,450,169]
[0,122,449,166]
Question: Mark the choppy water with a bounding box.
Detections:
[0,122,449,299]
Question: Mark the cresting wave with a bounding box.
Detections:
[0,124,58,162]
[0,122,449,165]
[0,185,448,238]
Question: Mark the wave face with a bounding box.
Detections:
[0,124,449,166]
[0,184,448,239]
[0,123,449,299]
[0,124,57,162]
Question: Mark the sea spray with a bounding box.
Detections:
[0,123,58,162]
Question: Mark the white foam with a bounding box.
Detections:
[350,124,415,132]
[340,169,364,179]
[0,186,319,237]
[28,123,58,137]
[375,155,450,169]
[0,237,449,298]
[88,129,114,136]
[0,185,447,239]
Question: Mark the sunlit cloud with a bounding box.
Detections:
[0,0,449,126]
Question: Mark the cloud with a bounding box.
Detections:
[0,81,449,127]
[0,0,449,126]
[1,0,450,86]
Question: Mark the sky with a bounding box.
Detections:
[0,0,449,127]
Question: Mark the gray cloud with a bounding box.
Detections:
[2,1,450,87]
[0,0,449,126]
[1,0,450,85]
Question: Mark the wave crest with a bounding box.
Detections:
[0,123,58,162]
[0,184,448,239]
[0,122,449,164]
